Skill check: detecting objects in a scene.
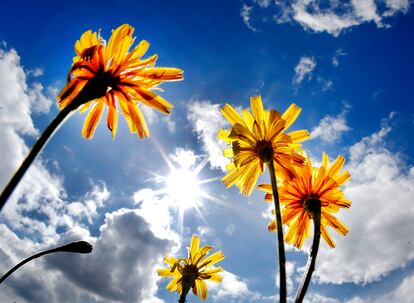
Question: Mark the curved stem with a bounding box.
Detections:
[0,241,92,285]
[294,207,321,303]
[267,160,286,303]
[0,104,74,211]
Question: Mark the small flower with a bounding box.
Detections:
[157,235,224,301]
[58,24,183,139]
[218,95,309,195]
[258,153,351,248]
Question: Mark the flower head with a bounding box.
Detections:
[157,235,224,301]
[258,153,351,249]
[57,24,183,139]
[218,95,309,195]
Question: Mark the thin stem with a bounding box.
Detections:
[267,160,286,303]
[178,293,187,303]
[0,104,75,211]
[0,240,92,285]
[294,206,321,303]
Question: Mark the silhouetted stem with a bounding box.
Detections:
[0,241,92,285]
[267,160,286,303]
[0,104,75,211]
[178,293,187,303]
[294,207,321,303]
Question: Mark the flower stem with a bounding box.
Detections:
[0,104,74,211]
[267,160,286,303]
[294,205,321,303]
[0,241,92,284]
[178,293,187,303]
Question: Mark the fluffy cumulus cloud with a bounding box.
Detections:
[243,0,411,36]
[0,45,180,302]
[209,270,274,302]
[314,116,414,284]
[293,56,316,85]
[0,207,179,303]
[187,100,229,171]
[304,273,414,302]
[310,108,351,143]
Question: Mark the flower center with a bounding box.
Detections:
[182,264,199,289]
[256,140,274,163]
[303,194,321,217]
[74,69,120,107]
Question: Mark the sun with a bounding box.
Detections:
[166,168,202,210]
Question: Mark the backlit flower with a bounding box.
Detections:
[57,24,183,139]
[258,153,351,248]
[157,235,224,301]
[218,95,309,195]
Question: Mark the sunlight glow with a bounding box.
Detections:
[166,169,201,210]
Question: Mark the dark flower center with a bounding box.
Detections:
[72,69,120,108]
[303,194,321,217]
[182,264,199,288]
[256,140,274,163]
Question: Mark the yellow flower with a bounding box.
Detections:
[258,153,351,249]
[157,235,224,301]
[218,95,310,196]
[57,24,183,139]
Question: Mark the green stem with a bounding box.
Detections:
[267,160,286,303]
[294,206,321,303]
[0,104,74,212]
[178,287,190,303]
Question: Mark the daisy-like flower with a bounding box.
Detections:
[258,153,351,249]
[157,235,224,302]
[218,95,309,196]
[58,24,183,139]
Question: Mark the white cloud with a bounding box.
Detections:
[254,0,271,8]
[293,56,316,85]
[276,261,296,295]
[351,0,382,24]
[187,101,229,171]
[383,0,411,16]
[318,77,334,91]
[209,271,260,302]
[27,67,44,77]
[241,4,258,32]
[314,117,414,284]
[252,0,412,37]
[0,207,178,303]
[310,108,351,143]
[225,223,236,236]
[332,48,347,67]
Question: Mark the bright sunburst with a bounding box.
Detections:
[166,168,202,210]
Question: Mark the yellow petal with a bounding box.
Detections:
[198,251,225,268]
[82,100,104,139]
[133,87,173,114]
[189,235,200,261]
[105,24,134,66]
[221,103,243,125]
[281,103,301,129]
[195,279,208,301]
[327,155,345,178]
[250,95,264,127]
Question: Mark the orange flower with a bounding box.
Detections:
[258,153,351,248]
[218,96,309,195]
[57,24,183,139]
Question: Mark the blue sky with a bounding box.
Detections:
[0,0,413,302]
